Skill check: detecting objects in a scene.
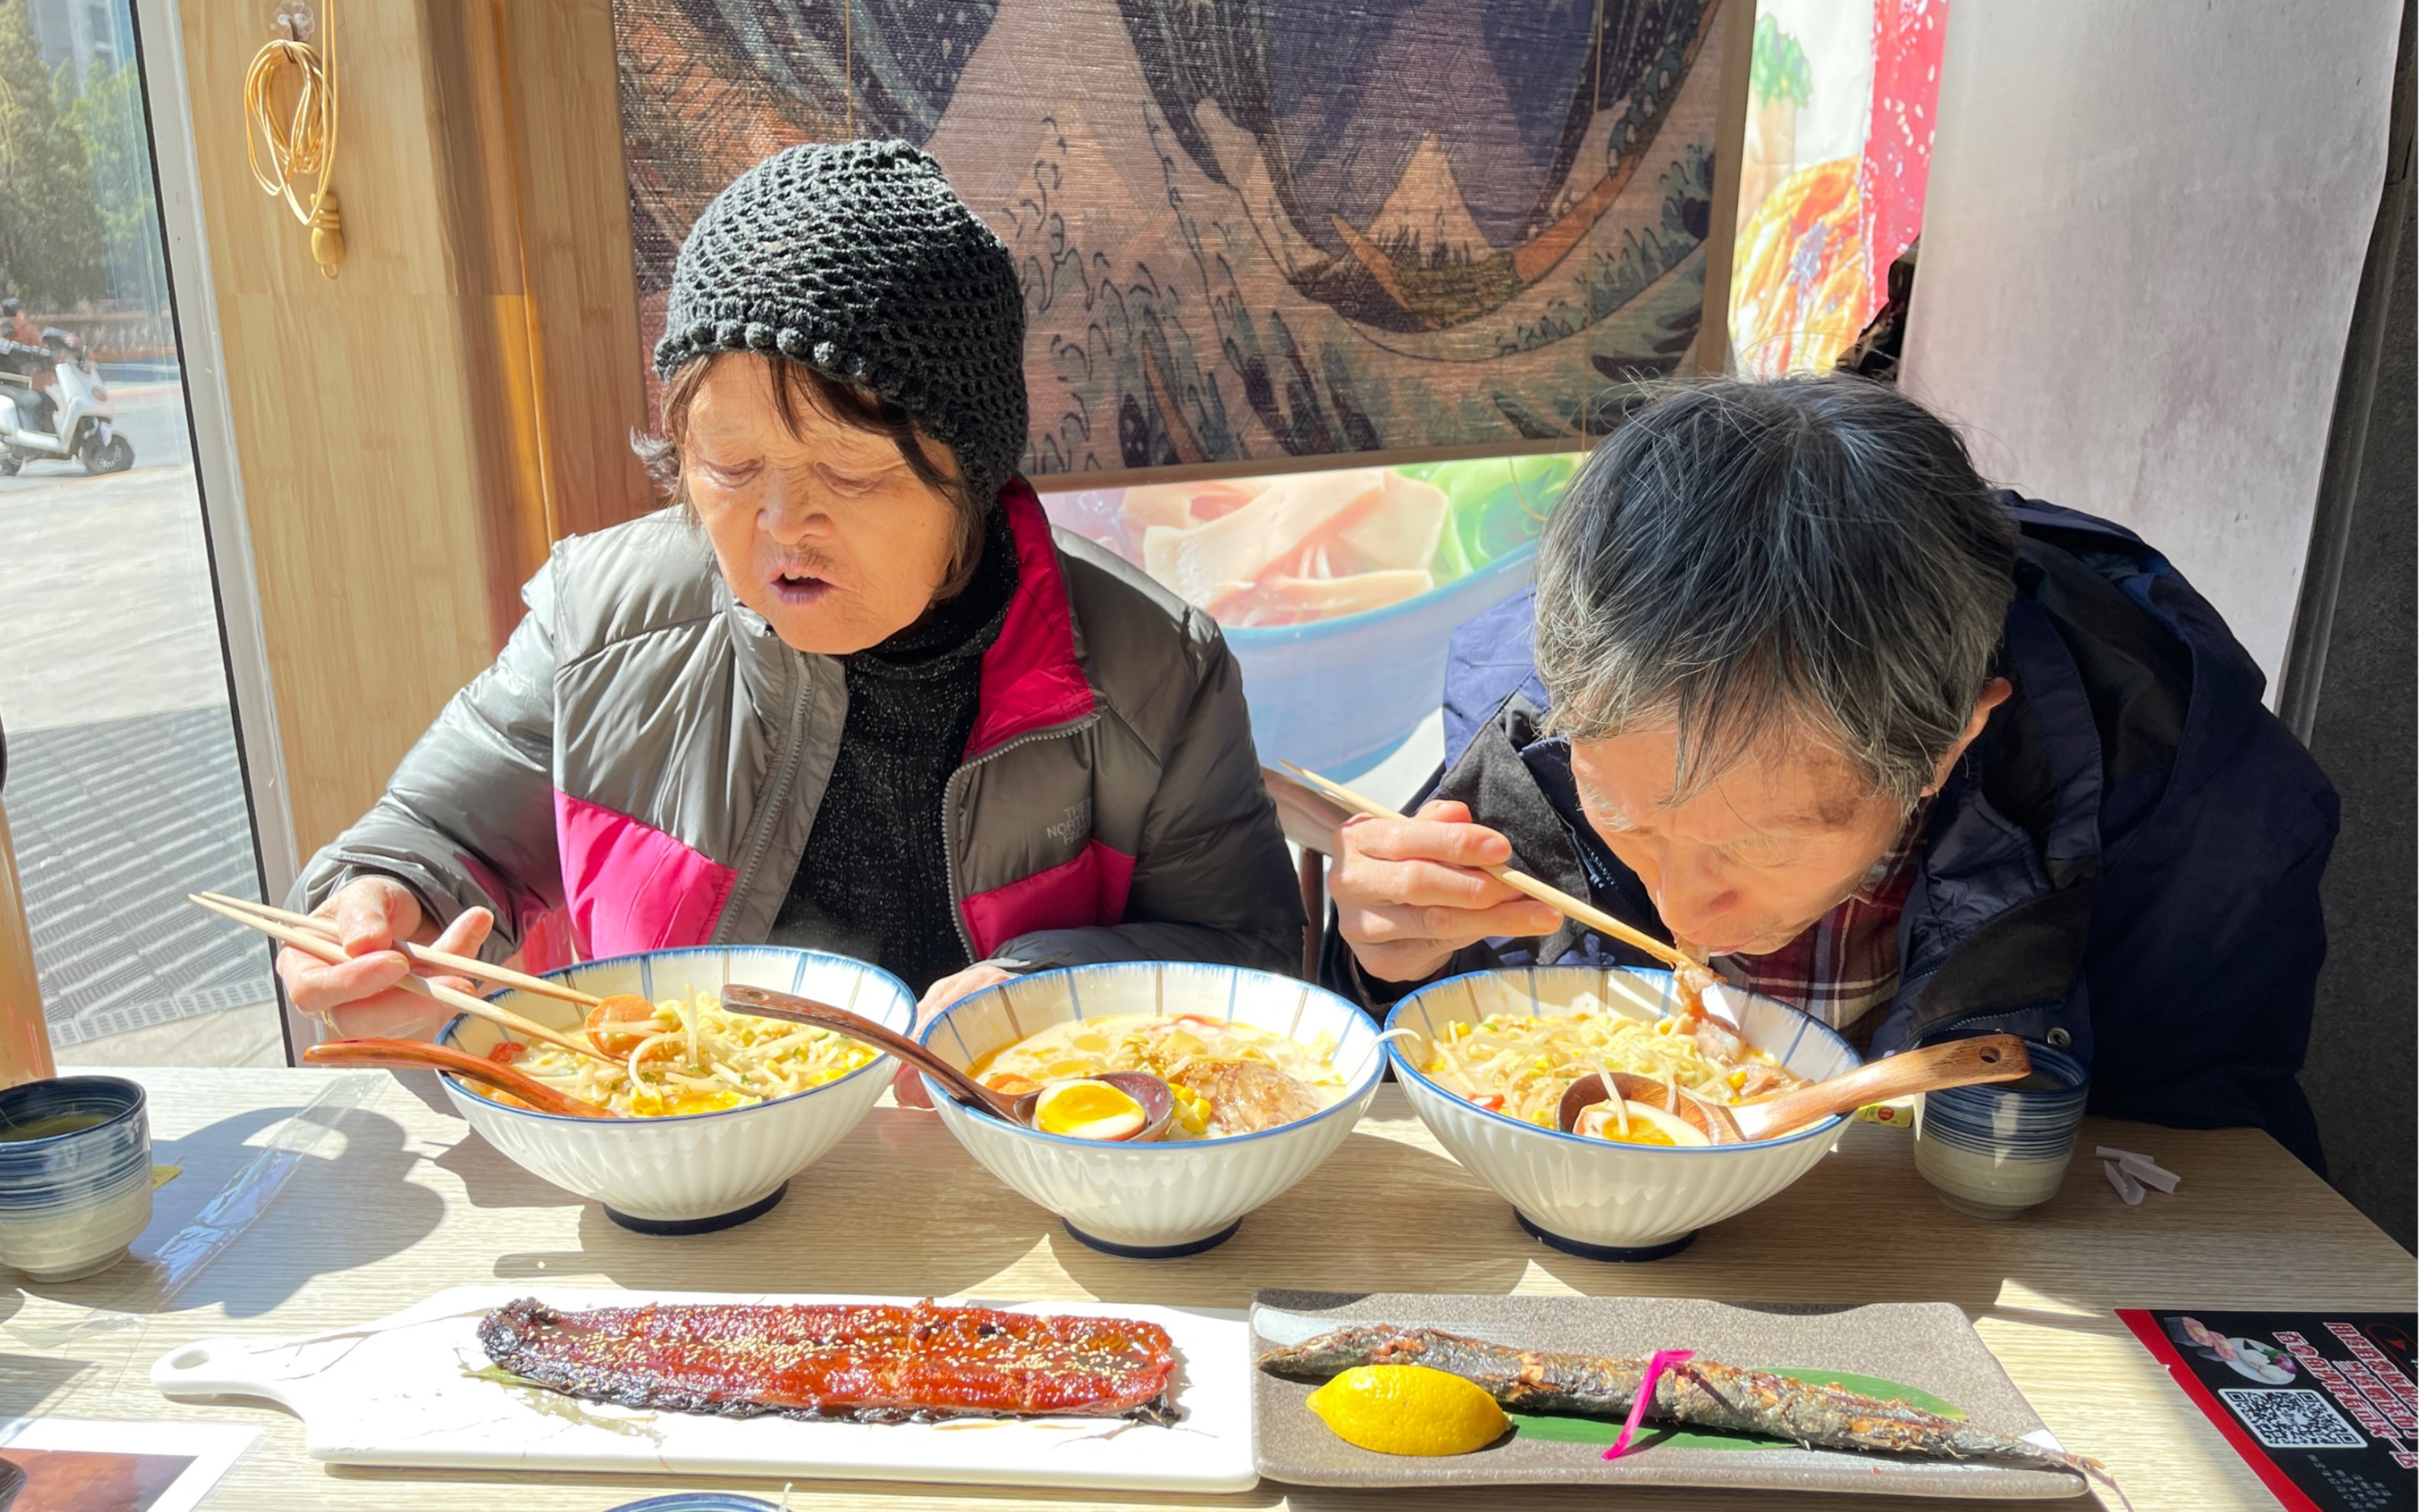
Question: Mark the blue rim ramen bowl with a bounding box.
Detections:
[920,961,1388,1258]
[436,946,914,1234]
[1386,967,1860,1261]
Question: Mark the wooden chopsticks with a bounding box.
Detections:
[194,893,603,1009]
[1276,761,1697,972]
[189,893,618,1065]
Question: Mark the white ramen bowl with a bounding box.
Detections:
[1386,967,1861,1259]
[922,963,1387,1258]
[438,946,915,1233]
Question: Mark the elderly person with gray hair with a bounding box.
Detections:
[1326,376,2336,1168]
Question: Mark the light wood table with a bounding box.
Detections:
[2,1068,2409,1510]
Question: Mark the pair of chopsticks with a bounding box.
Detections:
[187,891,617,1065]
[1276,761,1696,973]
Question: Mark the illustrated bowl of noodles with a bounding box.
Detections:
[1040,454,1577,777]
[920,962,1390,1258]
[435,945,916,1232]
[1384,966,1860,1260]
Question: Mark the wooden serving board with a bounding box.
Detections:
[150,1286,1254,1494]
[1250,1291,2095,1500]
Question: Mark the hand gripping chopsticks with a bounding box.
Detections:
[1276,760,1699,974]
[195,892,603,1009]
[188,893,617,1065]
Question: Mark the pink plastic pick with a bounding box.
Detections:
[1603,1349,1696,1461]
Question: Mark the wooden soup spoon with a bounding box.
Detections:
[1558,1034,2032,1145]
[303,1038,616,1118]
[719,984,1179,1143]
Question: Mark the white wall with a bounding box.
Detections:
[1902,1,2401,689]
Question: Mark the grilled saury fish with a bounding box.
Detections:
[1259,1323,2119,1495]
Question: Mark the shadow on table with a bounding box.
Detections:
[0,1352,95,1414]
[1050,1129,1531,1309]
[471,1112,1514,1303]
[326,1465,1288,1508]
[383,1069,597,1217]
[1276,1487,2084,1510]
[1508,1117,2373,1321]
[380,1065,463,1122]
[1512,1194,2015,1313]
[322,1466,2082,1511]
[427,1132,590,1214]
[483,1107,1060,1298]
[8,1103,445,1321]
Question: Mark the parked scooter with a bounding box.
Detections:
[0,329,134,476]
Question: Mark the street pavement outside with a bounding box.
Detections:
[1,378,286,1065]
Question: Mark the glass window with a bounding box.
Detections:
[0,0,281,1068]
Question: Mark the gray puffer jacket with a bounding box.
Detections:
[293,482,1304,981]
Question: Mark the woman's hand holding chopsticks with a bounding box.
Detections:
[273,875,494,1040]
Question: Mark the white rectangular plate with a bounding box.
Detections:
[151,1285,1254,1493]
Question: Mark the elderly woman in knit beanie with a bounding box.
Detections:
[277,141,1303,1098]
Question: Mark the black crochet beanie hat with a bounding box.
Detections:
[656,138,1029,509]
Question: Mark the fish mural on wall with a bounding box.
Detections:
[613,0,1730,475]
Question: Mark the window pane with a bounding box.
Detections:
[0,0,281,1068]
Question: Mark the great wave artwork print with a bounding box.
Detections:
[613,0,1732,477]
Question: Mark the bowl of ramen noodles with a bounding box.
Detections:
[1384,967,1860,1260]
[921,963,1390,1257]
[436,946,915,1233]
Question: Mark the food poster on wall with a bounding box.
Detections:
[1727,0,1945,375]
[613,0,1732,473]
[2118,1310,2418,1512]
[1035,456,1578,776]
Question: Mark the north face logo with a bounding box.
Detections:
[1044,800,1091,845]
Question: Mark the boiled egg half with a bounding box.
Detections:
[1573,1099,1710,1148]
[1032,1077,1146,1140]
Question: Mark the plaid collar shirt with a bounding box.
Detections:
[1709,818,1927,1042]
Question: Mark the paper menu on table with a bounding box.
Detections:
[0,1417,256,1512]
[2120,1308,2417,1512]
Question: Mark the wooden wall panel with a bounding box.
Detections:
[0,799,57,1088]
[426,0,555,641]
[1695,0,1755,376]
[494,0,655,538]
[181,1,545,858]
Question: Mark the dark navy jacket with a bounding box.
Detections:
[1324,495,2338,1169]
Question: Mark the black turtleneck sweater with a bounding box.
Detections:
[772,509,1019,993]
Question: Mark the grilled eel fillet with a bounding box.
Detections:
[480,1298,1179,1423]
[1260,1324,2118,1491]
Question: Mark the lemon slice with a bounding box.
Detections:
[1032,1078,1145,1140]
[1305,1364,1509,1455]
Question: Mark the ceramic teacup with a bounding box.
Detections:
[1913,1042,2088,1219]
[0,1074,154,1281]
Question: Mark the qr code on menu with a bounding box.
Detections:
[2220,1389,2368,1449]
